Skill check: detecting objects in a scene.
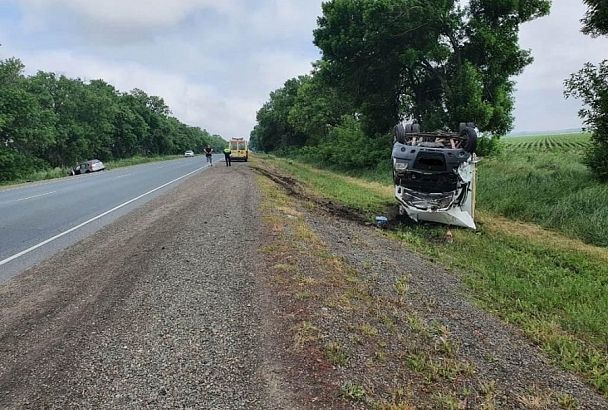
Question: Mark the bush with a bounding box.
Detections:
[294,116,390,170]
[585,137,608,181]
[476,135,504,157]
[0,148,47,182]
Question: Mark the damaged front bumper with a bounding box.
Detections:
[395,186,476,229]
[393,147,477,230]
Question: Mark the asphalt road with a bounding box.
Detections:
[0,155,221,282]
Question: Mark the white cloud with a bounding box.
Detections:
[4,0,324,137]
[13,49,254,137]
[20,0,239,31]
[513,1,608,132]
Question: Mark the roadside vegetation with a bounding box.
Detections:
[565,0,608,180]
[0,154,184,187]
[480,133,608,247]
[283,132,608,248]
[0,58,225,183]
[255,154,608,398]
[250,0,552,166]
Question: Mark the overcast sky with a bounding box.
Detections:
[0,1,606,138]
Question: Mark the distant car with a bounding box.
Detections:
[69,159,105,175]
[184,150,195,157]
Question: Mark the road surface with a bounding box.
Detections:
[0,163,292,409]
[0,155,221,282]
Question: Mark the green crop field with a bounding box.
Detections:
[503,133,591,152]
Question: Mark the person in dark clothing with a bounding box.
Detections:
[203,146,213,166]
[223,147,232,167]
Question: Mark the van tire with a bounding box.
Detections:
[460,127,478,154]
[394,124,407,144]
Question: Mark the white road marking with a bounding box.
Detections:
[15,191,57,202]
[0,165,207,267]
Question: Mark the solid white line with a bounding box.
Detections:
[15,191,56,202]
[0,165,206,267]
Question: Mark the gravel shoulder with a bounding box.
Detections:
[252,160,608,409]
[0,164,291,409]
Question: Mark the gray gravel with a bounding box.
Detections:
[0,164,289,409]
[304,211,608,409]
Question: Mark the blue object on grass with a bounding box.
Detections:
[375,216,388,228]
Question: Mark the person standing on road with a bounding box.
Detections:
[223,146,232,167]
[203,146,213,166]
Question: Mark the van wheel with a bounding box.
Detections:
[460,127,478,154]
[394,124,407,144]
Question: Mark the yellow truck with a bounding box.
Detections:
[229,138,249,162]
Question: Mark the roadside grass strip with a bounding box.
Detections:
[0,155,182,187]
[258,155,608,398]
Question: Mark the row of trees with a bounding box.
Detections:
[565,0,608,180]
[251,0,551,168]
[0,58,226,182]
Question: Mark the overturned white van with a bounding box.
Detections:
[392,123,478,229]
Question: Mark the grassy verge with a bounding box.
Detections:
[0,155,182,187]
[257,154,608,397]
[104,155,182,169]
[477,149,608,247]
[285,133,608,248]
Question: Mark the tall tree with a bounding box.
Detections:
[251,77,308,152]
[313,0,551,135]
[582,0,608,36]
[287,69,353,146]
[565,0,608,180]
[0,57,226,181]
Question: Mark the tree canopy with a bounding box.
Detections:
[0,58,226,182]
[252,0,551,167]
[565,0,608,180]
[582,0,608,36]
[313,0,551,135]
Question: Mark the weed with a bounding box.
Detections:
[556,392,578,409]
[272,263,297,273]
[325,341,350,367]
[374,350,386,362]
[360,323,379,337]
[433,392,465,410]
[295,291,312,300]
[293,321,319,348]
[394,275,409,297]
[405,313,428,334]
[341,382,367,402]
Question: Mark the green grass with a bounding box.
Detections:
[278,158,394,214]
[103,155,182,169]
[0,155,182,188]
[479,133,608,247]
[260,155,608,397]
